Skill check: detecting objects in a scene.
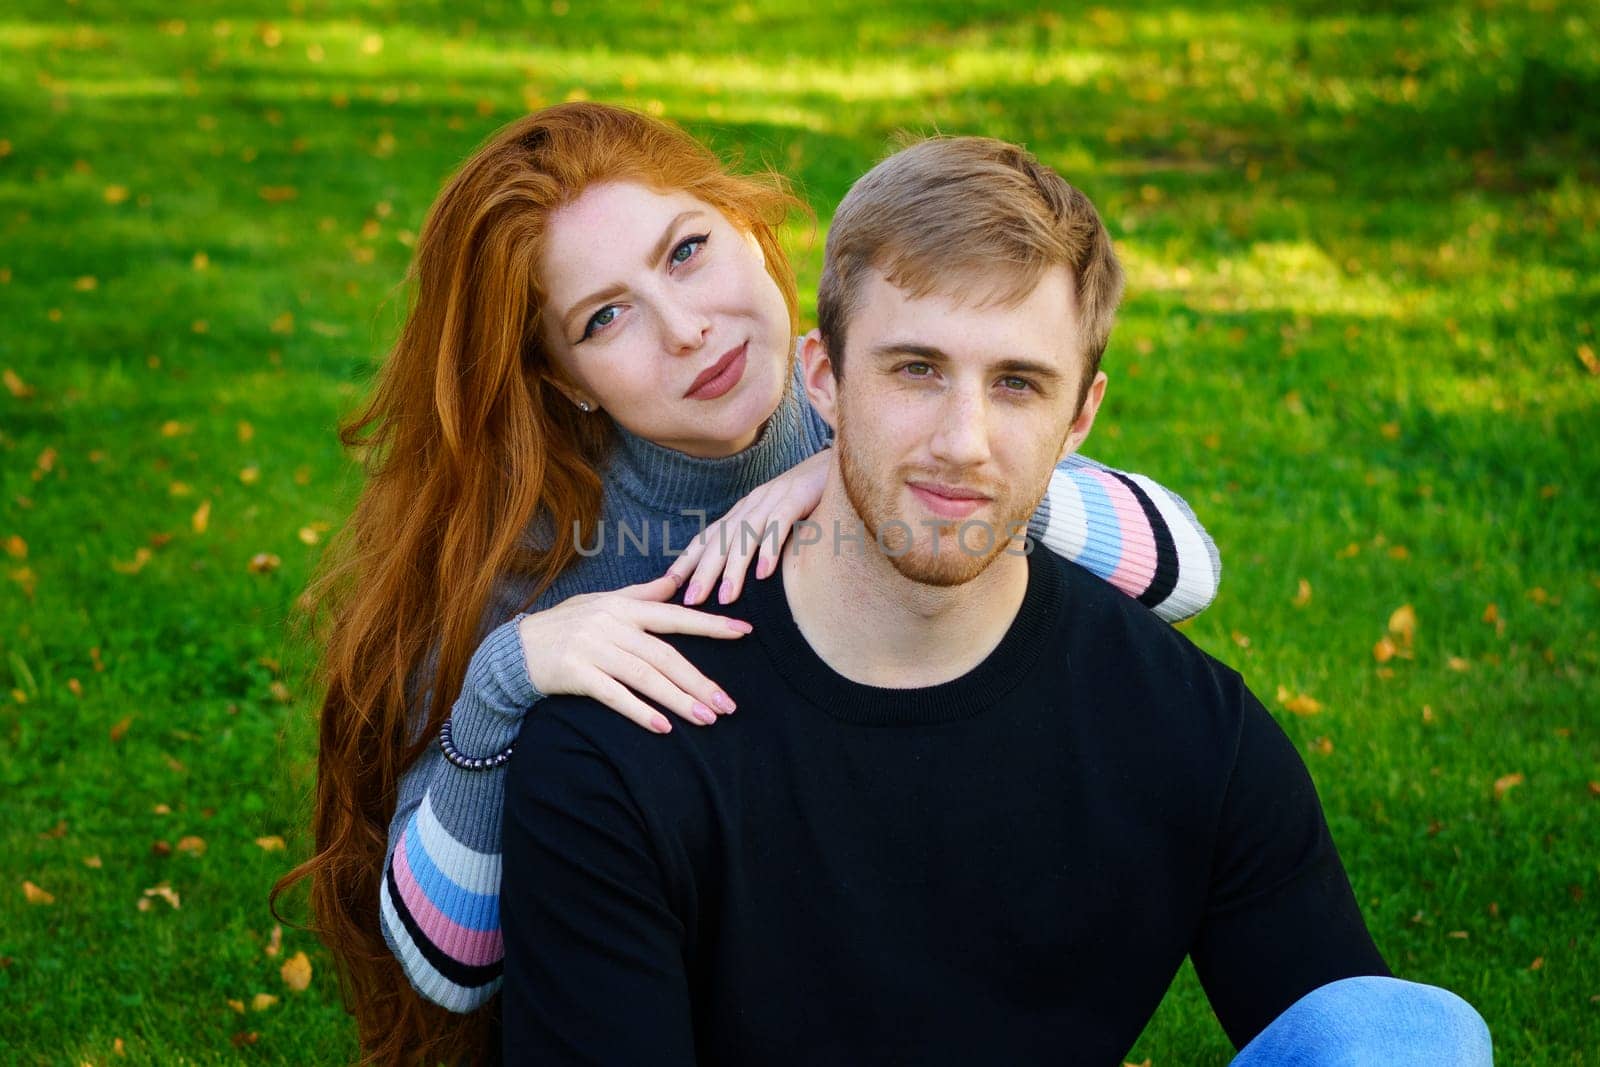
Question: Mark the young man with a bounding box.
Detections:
[498,138,1491,1065]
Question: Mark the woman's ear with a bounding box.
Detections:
[799,329,839,431]
[538,366,597,414]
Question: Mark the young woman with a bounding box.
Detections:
[279,103,1220,1063]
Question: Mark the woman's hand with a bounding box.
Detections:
[518,575,751,735]
[665,448,831,606]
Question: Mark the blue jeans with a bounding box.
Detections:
[1231,976,1492,1065]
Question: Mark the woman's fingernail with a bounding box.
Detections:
[691,702,717,725]
[653,714,673,734]
[718,582,732,604]
[685,583,702,603]
[712,692,736,714]
[727,619,753,634]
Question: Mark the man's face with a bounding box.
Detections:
[807,266,1106,586]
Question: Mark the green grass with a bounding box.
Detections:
[2,1,1597,1062]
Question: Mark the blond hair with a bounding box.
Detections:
[816,136,1124,404]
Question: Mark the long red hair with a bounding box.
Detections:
[273,103,800,1065]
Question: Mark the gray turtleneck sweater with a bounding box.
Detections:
[378,379,1222,1012]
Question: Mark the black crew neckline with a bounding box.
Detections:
[741,551,1065,727]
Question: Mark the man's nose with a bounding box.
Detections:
[928,387,992,467]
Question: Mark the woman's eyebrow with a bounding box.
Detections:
[559,211,709,338]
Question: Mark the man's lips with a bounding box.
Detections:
[684,342,748,400]
[907,481,992,520]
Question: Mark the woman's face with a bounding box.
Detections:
[539,181,793,458]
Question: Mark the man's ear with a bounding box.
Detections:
[1059,371,1108,462]
[799,329,840,431]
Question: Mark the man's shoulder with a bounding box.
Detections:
[1046,552,1252,738]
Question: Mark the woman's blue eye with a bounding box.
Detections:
[671,235,707,266]
[581,305,619,341]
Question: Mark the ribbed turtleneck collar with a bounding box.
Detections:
[607,377,818,517]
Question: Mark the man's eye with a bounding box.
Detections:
[581,305,619,341]
[903,362,933,378]
[670,235,708,266]
[999,376,1033,392]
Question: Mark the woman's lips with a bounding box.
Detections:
[684,342,748,400]
[907,482,991,521]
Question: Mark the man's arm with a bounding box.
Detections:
[1191,679,1391,1049]
[500,710,697,1065]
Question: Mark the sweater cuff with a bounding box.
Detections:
[448,617,543,757]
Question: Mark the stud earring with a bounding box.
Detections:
[577,400,593,413]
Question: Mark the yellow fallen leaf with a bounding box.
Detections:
[239,465,260,485]
[1276,686,1320,715]
[1493,772,1525,799]
[269,311,294,334]
[266,922,283,958]
[269,680,291,703]
[1379,421,1401,439]
[1373,636,1397,664]
[67,678,82,697]
[1579,343,1599,376]
[109,715,132,742]
[176,836,207,856]
[1292,579,1312,607]
[1387,603,1417,643]
[251,993,278,1012]
[1447,930,1469,940]
[6,535,28,558]
[248,553,281,574]
[83,855,102,868]
[1310,736,1334,755]
[143,883,181,908]
[111,547,152,575]
[192,500,211,534]
[22,880,55,905]
[236,420,254,442]
[3,369,32,398]
[297,526,319,545]
[281,951,313,992]
[1447,656,1472,672]
[227,999,245,1014]
[258,186,298,203]
[192,251,210,271]
[103,184,129,204]
[73,275,98,291]
[255,835,286,851]
[113,1036,125,1057]
[159,420,187,437]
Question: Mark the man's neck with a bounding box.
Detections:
[781,477,1030,689]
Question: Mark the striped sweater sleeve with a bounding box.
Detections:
[1029,453,1221,622]
[381,617,537,1012]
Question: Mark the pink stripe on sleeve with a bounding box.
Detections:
[394,834,505,968]
[1085,468,1159,596]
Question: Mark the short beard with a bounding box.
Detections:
[836,425,1029,588]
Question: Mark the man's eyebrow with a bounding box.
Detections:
[559,210,707,339]
[868,342,1066,381]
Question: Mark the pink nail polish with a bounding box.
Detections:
[692,703,717,725]
[685,583,702,604]
[727,619,752,634]
[653,715,672,734]
[718,582,732,604]
[712,692,736,714]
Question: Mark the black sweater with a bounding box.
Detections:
[501,554,1388,1065]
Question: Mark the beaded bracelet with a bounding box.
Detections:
[438,716,515,771]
